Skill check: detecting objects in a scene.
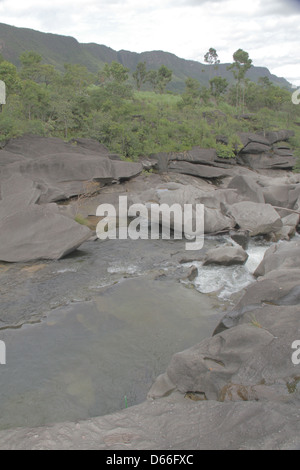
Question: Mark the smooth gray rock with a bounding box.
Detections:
[203,245,248,266]
[168,147,218,165]
[214,268,300,333]
[229,230,250,250]
[0,396,299,450]
[237,153,296,170]
[263,184,300,209]
[254,239,300,277]
[0,203,91,262]
[168,161,230,179]
[238,132,271,147]
[228,201,283,236]
[274,213,299,241]
[227,174,265,203]
[204,207,234,234]
[0,135,143,203]
[264,130,295,145]
[240,142,271,154]
[165,324,275,400]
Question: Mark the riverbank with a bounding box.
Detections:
[0,135,299,449]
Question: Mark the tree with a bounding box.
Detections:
[157,65,172,93]
[101,61,129,84]
[179,78,201,107]
[63,64,95,90]
[227,49,252,111]
[146,70,159,92]
[20,51,43,82]
[209,76,228,100]
[204,48,220,78]
[21,80,49,120]
[133,62,148,91]
[0,60,21,94]
[147,65,172,93]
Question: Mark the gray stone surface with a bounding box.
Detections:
[0,135,143,203]
[227,201,283,236]
[263,184,300,209]
[0,394,299,450]
[203,245,248,266]
[168,160,230,179]
[237,153,296,170]
[227,174,265,203]
[0,203,91,262]
[254,239,300,277]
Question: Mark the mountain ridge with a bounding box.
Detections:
[0,22,292,92]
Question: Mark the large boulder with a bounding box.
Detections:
[238,132,271,148]
[214,267,300,333]
[264,130,295,145]
[227,201,283,236]
[168,147,219,165]
[240,142,271,154]
[254,239,300,277]
[168,161,230,179]
[0,171,92,263]
[203,245,248,266]
[149,324,275,401]
[0,135,143,203]
[263,184,300,209]
[237,153,296,170]
[273,213,299,241]
[0,203,91,262]
[227,174,265,203]
[204,208,234,234]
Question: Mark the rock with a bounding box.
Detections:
[198,189,243,209]
[238,132,271,148]
[263,184,300,209]
[0,396,299,450]
[0,150,26,167]
[149,152,169,173]
[229,230,250,250]
[264,130,295,145]
[227,201,283,236]
[273,148,294,157]
[214,268,300,333]
[254,239,300,277]
[184,266,198,281]
[0,203,91,262]
[168,161,230,179]
[237,153,296,170]
[164,324,275,400]
[227,174,265,203]
[0,173,41,205]
[240,142,271,154]
[0,135,143,203]
[168,147,218,165]
[204,207,234,234]
[203,245,248,266]
[147,373,176,399]
[272,213,300,241]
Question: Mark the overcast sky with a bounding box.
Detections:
[0,0,299,85]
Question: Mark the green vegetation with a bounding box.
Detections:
[0,48,299,167]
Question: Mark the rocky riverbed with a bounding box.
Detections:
[0,134,299,449]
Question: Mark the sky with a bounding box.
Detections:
[0,0,299,85]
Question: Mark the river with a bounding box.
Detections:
[0,236,270,429]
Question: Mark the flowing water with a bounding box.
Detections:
[0,236,270,430]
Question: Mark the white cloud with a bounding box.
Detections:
[0,0,299,84]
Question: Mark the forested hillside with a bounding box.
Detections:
[0,23,292,91]
[0,47,299,169]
